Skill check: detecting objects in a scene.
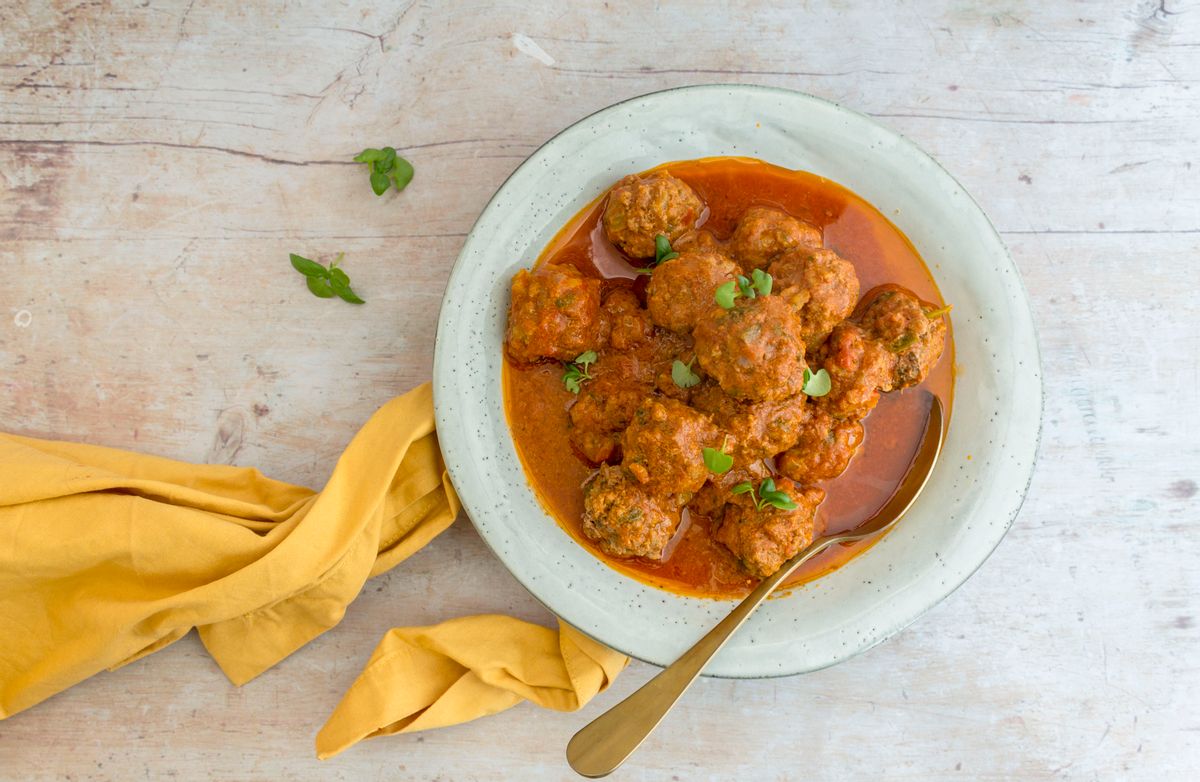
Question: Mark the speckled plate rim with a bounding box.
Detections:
[433,84,1042,678]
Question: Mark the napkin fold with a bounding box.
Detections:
[0,382,627,754]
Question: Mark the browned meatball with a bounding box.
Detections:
[648,250,739,333]
[713,479,826,578]
[777,407,865,483]
[566,352,652,465]
[855,287,948,389]
[582,465,682,559]
[621,396,719,499]
[505,264,602,363]
[722,396,810,464]
[602,173,704,259]
[728,207,822,269]
[693,295,808,402]
[769,248,860,350]
[600,287,653,350]
[813,322,897,420]
[645,248,740,333]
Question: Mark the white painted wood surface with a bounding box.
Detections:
[1,1,1197,779]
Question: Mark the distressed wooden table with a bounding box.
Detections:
[2,1,1198,779]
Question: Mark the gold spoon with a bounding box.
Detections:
[567,394,944,778]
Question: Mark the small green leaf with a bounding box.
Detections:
[736,274,756,300]
[925,304,952,319]
[731,482,754,496]
[574,350,598,369]
[751,268,773,296]
[390,157,415,191]
[329,267,350,286]
[654,234,672,264]
[802,367,832,397]
[761,477,776,495]
[763,494,798,511]
[353,148,385,163]
[306,275,336,298]
[659,251,679,263]
[329,275,365,304]
[671,358,701,389]
[702,446,733,475]
[380,146,397,172]
[290,253,329,279]
[562,365,584,394]
[370,170,391,196]
[715,281,739,309]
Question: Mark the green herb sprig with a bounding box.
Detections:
[702,437,733,475]
[731,477,798,511]
[353,147,414,196]
[671,357,701,389]
[561,350,598,394]
[925,304,953,319]
[289,253,365,303]
[634,234,679,275]
[802,367,831,397]
[715,268,772,309]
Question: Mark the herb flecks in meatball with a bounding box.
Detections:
[602,173,705,259]
[770,248,860,350]
[813,322,897,421]
[646,248,740,334]
[713,479,826,578]
[582,465,682,559]
[505,263,602,363]
[777,407,865,483]
[621,396,719,499]
[729,207,822,270]
[856,286,948,389]
[693,295,809,402]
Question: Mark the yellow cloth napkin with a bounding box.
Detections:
[0,382,627,755]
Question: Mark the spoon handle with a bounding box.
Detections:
[565,539,832,778]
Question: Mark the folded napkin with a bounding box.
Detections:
[0,382,627,755]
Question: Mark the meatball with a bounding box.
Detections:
[566,352,652,465]
[713,479,826,578]
[600,287,653,350]
[621,396,719,499]
[693,295,809,402]
[777,408,865,483]
[813,322,897,421]
[645,248,740,333]
[505,263,602,363]
[602,173,705,259]
[728,207,822,269]
[722,396,810,464]
[687,461,771,519]
[582,465,682,559]
[855,287,948,389]
[769,248,860,350]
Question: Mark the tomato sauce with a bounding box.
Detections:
[503,157,953,598]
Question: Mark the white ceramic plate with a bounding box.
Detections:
[433,85,1041,677]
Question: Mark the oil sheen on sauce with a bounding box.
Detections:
[503,157,954,599]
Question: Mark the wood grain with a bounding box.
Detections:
[1,0,1197,779]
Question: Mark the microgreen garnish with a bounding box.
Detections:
[671,357,701,389]
[353,146,414,196]
[290,252,365,303]
[802,367,831,397]
[561,350,598,394]
[731,477,798,511]
[715,280,738,309]
[654,234,679,264]
[634,234,680,275]
[702,437,733,475]
[715,269,773,309]
[925,304,953,319]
